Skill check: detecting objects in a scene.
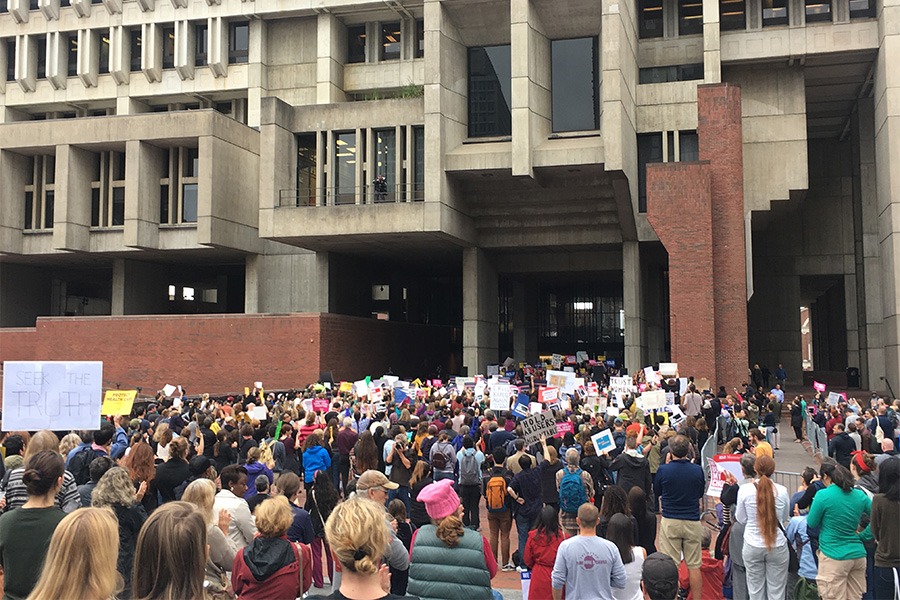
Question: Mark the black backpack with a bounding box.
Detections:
[68,446,97,486]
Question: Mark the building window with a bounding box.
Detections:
[98,30,110,74]
[763,0,789,26]
[373,128,396,202]
[23,156,56,230]
[638,63,703,84]
[130,29,141,72]
[162,27,175,69]
[849,0,875,17]
[637,133,663,212]
[538,287,624,345]
[639,0,664,38]
[467,45,512,138]
[551,37,599,133]
[805,0,831,21]
[228,22,249,64]
[90,151,126,227]
[6,39,15,81]
[412,126,424,201]
[380,22,401,61]
[159,147,200,224]
[29,0,38,9]
[347,25,366,63]
[195,23,208,66]
[720,0,746,29]
[36,36,47,79]
[67,35,78,77]
[679,130,699,161]
[416,19,424,58]
[0,0,7,13]
[679,0,703,35]
[296,133,317,207]
[333,131,357,205]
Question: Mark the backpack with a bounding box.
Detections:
[459,452,480,485]
[793,577,820,600]
[485,474,508,512]
[431,445,449,470]
[258,439,276,470]
[69,446,97,486]
[559,468,587,514]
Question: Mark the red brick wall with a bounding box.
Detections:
[646,83,749,389]
[0,314,457,396]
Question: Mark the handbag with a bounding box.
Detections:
[777,520,800,575]
[203,558,234,599]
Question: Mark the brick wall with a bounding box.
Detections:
[646,83,749,389]
[0,314,457,396]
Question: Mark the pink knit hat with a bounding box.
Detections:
[416,478,461,520]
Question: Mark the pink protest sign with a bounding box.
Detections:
[554,421,575,438]
[813,381,826,393]
[312,398,329,412]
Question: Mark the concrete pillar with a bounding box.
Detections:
[52,144,93,252]
[623,241,647,372]
[247,19,267,128]
[316,13,347,104]
[702,0,721,82]
[463,248,499,376]
[245,251,328,314]
[124,140,164,250]
[113,259,170,315]
[512,280,538,362]
[0,150,29,254]
[874,7,900,390]
[511,0,550,178]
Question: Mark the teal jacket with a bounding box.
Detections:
[408,525,493,600]
[807,483,873,560]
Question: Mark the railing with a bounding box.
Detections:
[772,470,803,494]
[278,183,425,208]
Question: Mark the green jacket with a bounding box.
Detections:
[807,483,873,560]
[407,524,493,600]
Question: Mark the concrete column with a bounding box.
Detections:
[702,0,721,82]
[316,13,347,104]
[874,6,900,390]
[0,150,29,254]
[463,248,499,376]
[623,241,647,372]
[247,19,267,128]
[512,280,538,362]
[124,140,164,250]
[52,144,93,252]
[245,250,327,314]
[511,0,550,178]
[113,258,170,315]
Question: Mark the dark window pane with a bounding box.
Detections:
[111,187,125,226]
[679,0,703,35]
[679,131,699,161]
[0,0,7,13]
[182,183,197,222]
[639,63,704,84]
[195,23,208,66]
[91,188,100,226]
[639,0,664,38]
[162,27,175,69]
[112,151,125,180]
[347,25,366,63]
[763,0,789,26]
[185,147,199,177]
[551,38,598,132]
[296,133,317,207]
[380,22,401,61]
[6,40,15,82]
[720,0,746,29]
[413,126,424,201]
[228,23,249,64]
[29,0,37,9]
[130,30,142,72]
[638,132,663,212]
[805,0,831,21]
[334,131,356,205]
[373,128,395,202]
[467,46,512,138]
[36,36,46,79]
[68,35,78,77]
[45,156,55,184]
[44,190,54,228]
[849,0,875,17]
[99,30,109,74]
[24,191,33,229]
[416,19,424,58]
[159,184,169,223]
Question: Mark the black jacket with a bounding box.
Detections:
[609,452,652,496]
[829,432,856,468]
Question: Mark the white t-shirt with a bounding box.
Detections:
[612,547,646,600]
[735,479,790,549]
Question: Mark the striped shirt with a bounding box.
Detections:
[0,468,81,514]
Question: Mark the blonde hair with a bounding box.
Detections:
[325,496,389,575]
[255,494,293,537]
[24,430,62,462]
[27,507,122,600]
[152,423,170,443]
[435,512,465,548]
[58,433,83,459]
[181,478,217,526]
[133,502,207,600]
[92,467,137,508]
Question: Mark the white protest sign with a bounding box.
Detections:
[2,361,102,431]
[487,365,501,377]
[644,366,661,385]
[659,363,678,377]
[546,370,576,394]
[663,404,686,428]
[162,384,177,397]
[551,354,563,369]
[503,357,516,370]
[490,384,512,411]
[665,392,676,405]
[587,382,600,397]
[254,381,263,389]
[383,375,399,386]
[679,378,689,396]
[370,387,384,403]
[707,454,743,497]
[826,392,842,406]
[591,428,616,455]
[530,402,544,415]
[576,351,589,364]
[607,406,620,418]
[520,411,558,444]
[250,405,268,421]
[474,381,486,401]
[639,389,667,410]
[354,380,369,398]
[610,376,634,394]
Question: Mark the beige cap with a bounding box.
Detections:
[356,470,399,491]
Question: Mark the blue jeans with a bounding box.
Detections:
[872,566,896,600]
[514,511,533,565]
[389,485,410,514]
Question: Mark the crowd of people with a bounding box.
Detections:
[0,362,897,600]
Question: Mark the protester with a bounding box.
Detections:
[123,441,158,514]
[386,433,415,513]
[557,447,594,538]
[609,435,652,498]
[352,470,411,587]
[628,486,657,554]
[607,512,646,600]
[181,478,239,574]
[456,436,485,530]
[276,471,315,545]
[507,453,543,565]
[26,508,121,600]
[0,429,80,514]
[247,474,272,513]
[91,466,148,597]
[429,431,457,482]
[551,503,626,600]
[214,464,257,548]
[243,446,274,501]
[676,528,723,600]
[483,447,514,570]
[0,451,66,600]
[133,501,208,600]
[231,494,313,599]
[870,457,899,599]
[302,430,332,489]
[540,439,564,508]
[642,552,680,600]
[407,478,496,600]
[409,461,434,528]
[154,436,191,503]
[785,512,819,600]
[524,505,567,600]
[78,455,114,507]
[336,418,359,497]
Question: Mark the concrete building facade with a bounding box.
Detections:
[0,0,898,393]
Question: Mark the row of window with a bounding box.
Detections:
[637,130,699,212]
[347,20,424,63]
[639,0,875,37]
[3,23,248,83]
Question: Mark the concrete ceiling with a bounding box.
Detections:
[803,50,876,139]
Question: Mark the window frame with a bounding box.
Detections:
[678,0,704,35]
[380,21,401,61]
[550,36,600,133]
[129,29,142,73]
[805,0,832,22]
[159,147,200,225]
[228,22,249,65]
[720,0,747,30]
[467,44,513,139]
[639,0,665,38]
[98,29,110,75]
[23,156,56,231]
[162,26,175,70]
[90,151,127,228]
[195,22,208,67]
[762,0,789,26]
[346,24,367,64]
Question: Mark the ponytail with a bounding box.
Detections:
[754,455,778,550]
[435,513,465,548]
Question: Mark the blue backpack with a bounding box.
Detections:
[559,468,587,514]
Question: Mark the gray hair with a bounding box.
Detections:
[566,448,580,466]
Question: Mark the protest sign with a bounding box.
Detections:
[101,390,137,416]
[826,391,842,406]
[707,454,743,496]
[512,394,530,418]
[312,398,330,412]
[502,357,516,370]
[643,366,660,385]
[695,378,711,392]
[591,429,616,455]
[609,376,634,394]
[587,382,599,397]
[530,402,543,415]
[250,406,267,421]
[664,392,676,405]
[162,384,177,397]
[370,387,384,403]
[339,381,353,393]
[576,351,589,364]
[663,404,686,428]
[2,361,102,431]
[551,354,563,369]
[354,380,369,398]
[565,355,577,365]
[383,375,399,386]
[490,383,512,411]
[813,381,826,393]
[487,365,501,377]
[521,411,558,444]
[606,406,620,418]
[540,386,559,403]
[679,378,689,396]
[639,389,667,411]
[659,363,678,377]
[555,420,574,437]
[546,370,576,394]
[254,381,263,389]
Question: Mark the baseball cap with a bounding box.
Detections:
[356,470,399,491]
[642,552,679,599]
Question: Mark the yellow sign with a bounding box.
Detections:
[339,381,353,393]
[101,390,137,416]
[412,378,423,388]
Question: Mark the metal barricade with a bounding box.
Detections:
[772,470,803,494]
[701,425,719,475]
